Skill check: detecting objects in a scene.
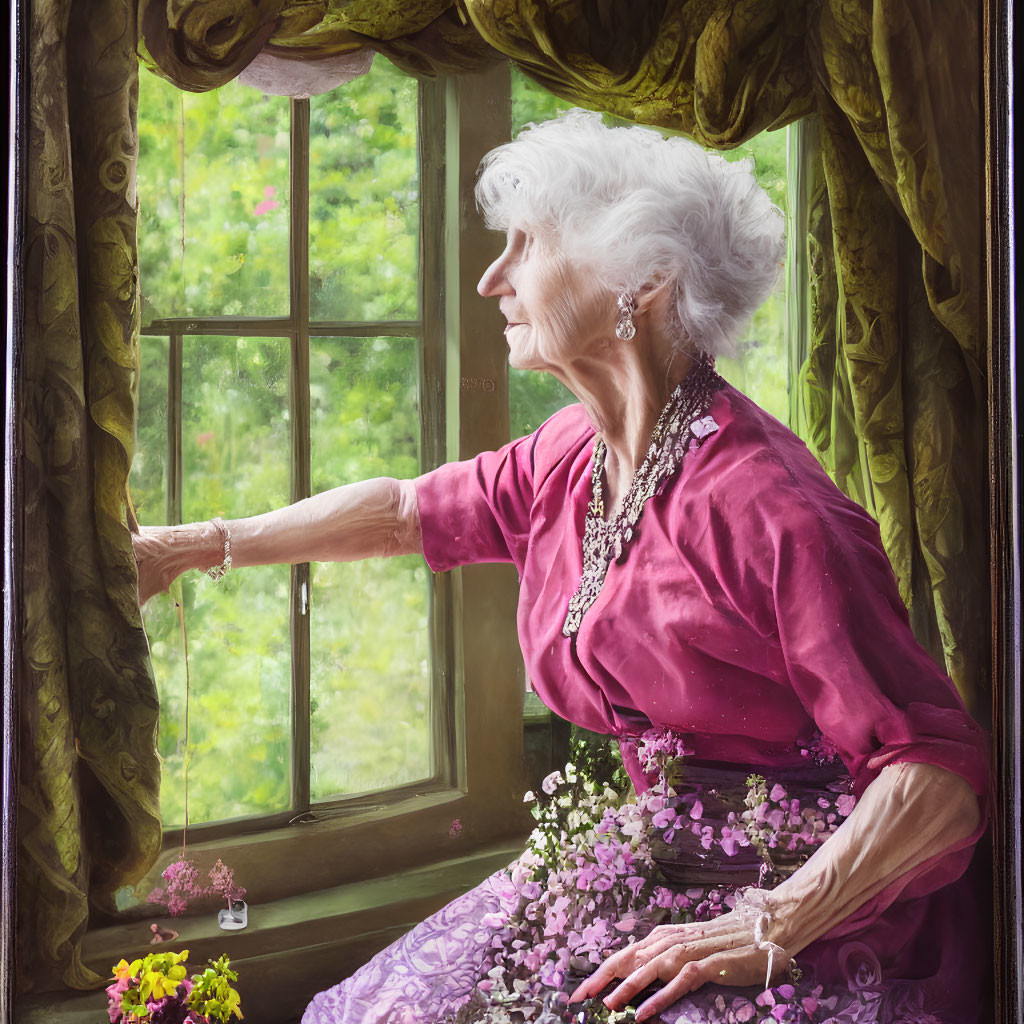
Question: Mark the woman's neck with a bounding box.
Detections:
[555,338,694,515]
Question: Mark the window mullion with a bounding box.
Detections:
[290,98,312,814]
[785,118,815,435]
[167,332,183,526]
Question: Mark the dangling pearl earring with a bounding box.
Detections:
[615,294,637,341]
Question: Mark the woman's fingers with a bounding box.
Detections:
[569,912,773,1009]
[630,945,783,1021]
[603,940,718,1010]
[602,956,667,1010]
[132,528,182,604]
[578,938,784,1018]
[633,953,733,1022]
[567,946,638,1003]
[569,921,735,1004]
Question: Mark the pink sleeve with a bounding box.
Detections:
[413,433,537,573]
[759,489,988,911]
[764,496,988,801]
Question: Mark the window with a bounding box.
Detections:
[132,61,459,835]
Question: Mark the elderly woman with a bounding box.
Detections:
[134,112,987,1024]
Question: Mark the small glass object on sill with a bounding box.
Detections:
[218,899,248,931]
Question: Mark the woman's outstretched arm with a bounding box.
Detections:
[132,477,421,604]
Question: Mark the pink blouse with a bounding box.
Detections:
[414,383,987,915]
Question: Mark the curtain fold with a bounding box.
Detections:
[19,0,161,994]
[807,1,985,706]
[21,0,987,993]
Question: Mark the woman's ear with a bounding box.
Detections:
[633,278,675,319]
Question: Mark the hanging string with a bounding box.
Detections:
[175,91,189,857]
[178,91,186,313]
[137,577,193,859]
[171,580,191,859]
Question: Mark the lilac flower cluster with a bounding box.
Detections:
[459,757,784,1022]
[148,858,245,918]
[635,727,694,777]
[798,732,841,767]
[467,764,691,1017]
[447,731,890,1024]
[741,777,855,874]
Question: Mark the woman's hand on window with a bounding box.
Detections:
[131,523,224,604]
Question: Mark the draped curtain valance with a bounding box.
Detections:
[19,0,985,995]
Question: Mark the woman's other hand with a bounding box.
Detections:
[132,523,223,604]
[568,911,788,1023]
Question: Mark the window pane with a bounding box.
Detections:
[181,336,291,520]
[510,372,576,440]
[716,131,790,423]
[137,73,290,326]
[308,336,430,798]
[131,334,169,525]
[157,335,292,826]
[511,66,573,134]
[309,59,419,322]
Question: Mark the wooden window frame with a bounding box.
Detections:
[123,66,534,895]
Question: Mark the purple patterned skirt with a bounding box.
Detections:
[302,863,987,1024]
[302,762,989,1024]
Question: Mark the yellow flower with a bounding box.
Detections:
[111,959,133,981]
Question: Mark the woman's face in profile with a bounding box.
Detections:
[477,226,617,374]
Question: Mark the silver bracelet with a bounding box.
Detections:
[206,517,232,581]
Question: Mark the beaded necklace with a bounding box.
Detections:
[562,354,722,638]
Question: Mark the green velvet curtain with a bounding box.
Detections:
[20,0,986,994]
[19,0,161,994]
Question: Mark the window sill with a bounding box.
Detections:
[16,839,523,1024]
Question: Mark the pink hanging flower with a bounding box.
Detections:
[253,185,281,217]
[207,858,246,908]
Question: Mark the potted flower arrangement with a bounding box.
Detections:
[148,858,247,931]
[106,950,243,1023]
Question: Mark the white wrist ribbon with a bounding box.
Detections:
[734,887,789,991]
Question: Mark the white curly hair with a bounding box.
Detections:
[474,110,785,358]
